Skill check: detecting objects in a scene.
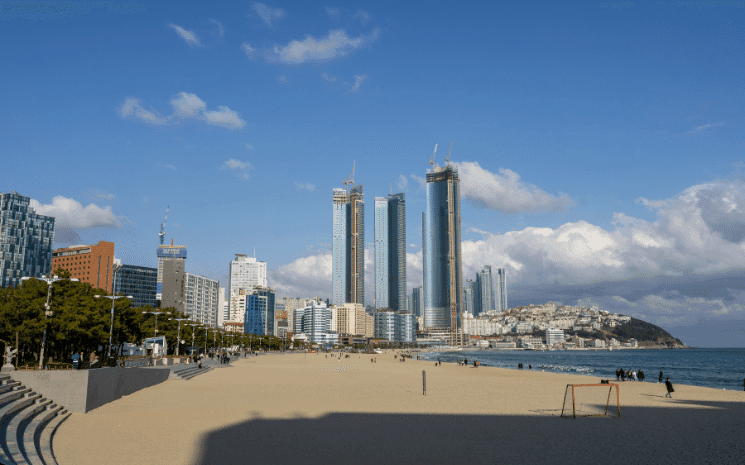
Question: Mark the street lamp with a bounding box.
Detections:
[142,310,171,337]
[169,318,190,357]
[94,294,133,358]
[22,275,79,369]
[186,323,201,356]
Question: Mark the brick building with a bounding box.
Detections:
[51,241,115,293]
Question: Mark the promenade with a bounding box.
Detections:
[54,352,745,464]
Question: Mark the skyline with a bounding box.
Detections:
[2,1,745,346]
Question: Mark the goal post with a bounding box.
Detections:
[561,383,620,418]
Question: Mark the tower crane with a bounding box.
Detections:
[159,206,169,245]
[446,141,453,166]
[430,144,438,168]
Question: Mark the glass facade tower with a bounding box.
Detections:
[244,286,275,336]
[332,184,364,306]
[495,268,507,312]
[0,192,55,288]
[374,193,406,311]
[423,164,463,331]
[113,264,157,308]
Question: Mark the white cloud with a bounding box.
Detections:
[119,97,168,125]
[350,74,367,93]
[396,174,408,191]
[30,196,121,229]
[167,23,201,47]
[278,75,290,84]
[410,174,426,190]
[241,42,257,59]
[325,7,339,17]
[121,92,246,130]
[269,252,332,298]
[267,28,379,64]
[253,2,285,27]
[321,72,337,83]
[453,161,574,213]
[353,9,370,24]
[690,122,725,133]
[221,159,254,180]
[161,164,177,170]
[209,19,225,37]
[295,182,316,192]
[91,189,115,201]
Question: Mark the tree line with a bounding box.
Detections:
[0,269,286,368]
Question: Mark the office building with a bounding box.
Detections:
[185,272,220,327]
[332,184,364,306]
[113,263,157,308]
[463,280,474,316]
[229,254,267,295]
[160,259,186,313]
[294,300,338,345]
[0,192,55,289]
[495,267,507,312]
[374,193,406,311]
[157,243,186,302]
[546,328,565,346]
[335,302,373,337]
[52,241,115,293]
[422,162,463,332]
[374,310,416,342]
[474,265,494,316]
[244,286,275,336]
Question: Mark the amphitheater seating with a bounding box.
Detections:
[0,372,70,465]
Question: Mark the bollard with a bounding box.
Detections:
[423,370,426,396]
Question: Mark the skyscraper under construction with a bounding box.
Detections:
[422,150,463,338]
[332,176,364,306]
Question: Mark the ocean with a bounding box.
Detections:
[419,348,745,391]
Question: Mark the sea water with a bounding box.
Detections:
[419,348,745,391]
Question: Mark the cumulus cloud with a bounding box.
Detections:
[350,74,367,93]
[120,92,246,130]
[221,159,253,180]
[119,97,167,125]
[270,252,332,298]
[267,28,379,64]
[30,196,121,229]
[453,161,574,213]
[167,23,201,47]
[295,182,316,192]
[252,2,285,27]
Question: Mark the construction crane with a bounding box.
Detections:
[343,161,356,193]
[430,143,438,168]
[446,141,453,166]
[158,206,169,245]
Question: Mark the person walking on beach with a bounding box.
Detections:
[615,369,620,380]
[665,378,675,398]
[659,370,664,383]
[71,352,80,370]
[639,370,645,382]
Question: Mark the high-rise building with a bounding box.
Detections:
[185,273,220,327]
[410,285,422,317]
[217,287,226,328]
[0,192,55,289]
[495,268,507,312]
[294,300,338,345]
[52,241,115,293]
[423,163,463,333]
[113,263,157,308]
[160,259,186,313]
[156,243,186,302]
[244,286,275,336]
[374,309,416,342]
[374,193,407,311]
[229,254,267,295]
[463,280,474,316]
[332,184,364,306]
[475,265,494,316]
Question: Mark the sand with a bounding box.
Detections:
[53,352,745,465]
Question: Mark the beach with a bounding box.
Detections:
[54,352,745,464]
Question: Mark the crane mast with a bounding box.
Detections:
[159,206,169,245]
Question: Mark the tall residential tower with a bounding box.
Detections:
[374,193,406,311]
[332,183,364,306]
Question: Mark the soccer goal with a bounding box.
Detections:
[561,384,620,418]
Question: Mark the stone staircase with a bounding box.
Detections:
[168,363,213,381]
[0,372,69,465]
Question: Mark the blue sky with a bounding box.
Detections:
[2,1,745,346]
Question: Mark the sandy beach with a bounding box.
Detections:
[53,352,745,464]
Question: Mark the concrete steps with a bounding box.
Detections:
[169,364,213,380]
[0,374,70,465]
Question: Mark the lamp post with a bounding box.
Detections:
[186,323,200,357]
[94,294,133,359]
[204,326,209,356]
[22,275,79,369]
[142,310,171,338]
[169,318,190,357]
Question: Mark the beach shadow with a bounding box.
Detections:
[191,401,745,465]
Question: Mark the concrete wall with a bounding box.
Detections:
[11,366,170,413]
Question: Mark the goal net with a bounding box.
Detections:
[561,384,620,418]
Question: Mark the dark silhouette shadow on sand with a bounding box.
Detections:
[191,400,745,465]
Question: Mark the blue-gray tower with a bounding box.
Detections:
[423,161,463,333]
[332,183,364,306]
[374,193,406,311]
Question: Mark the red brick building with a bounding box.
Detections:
[51,241,115,293]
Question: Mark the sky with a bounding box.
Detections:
[2,1,744,347]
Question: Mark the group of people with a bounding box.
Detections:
[616,368,645,381]
[70,351,98,369]
[517,363,531,370]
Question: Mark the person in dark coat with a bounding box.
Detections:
[638,370,645,382]
[665,378,675,398]
[616,369,620,380]
[659,370,663,383]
